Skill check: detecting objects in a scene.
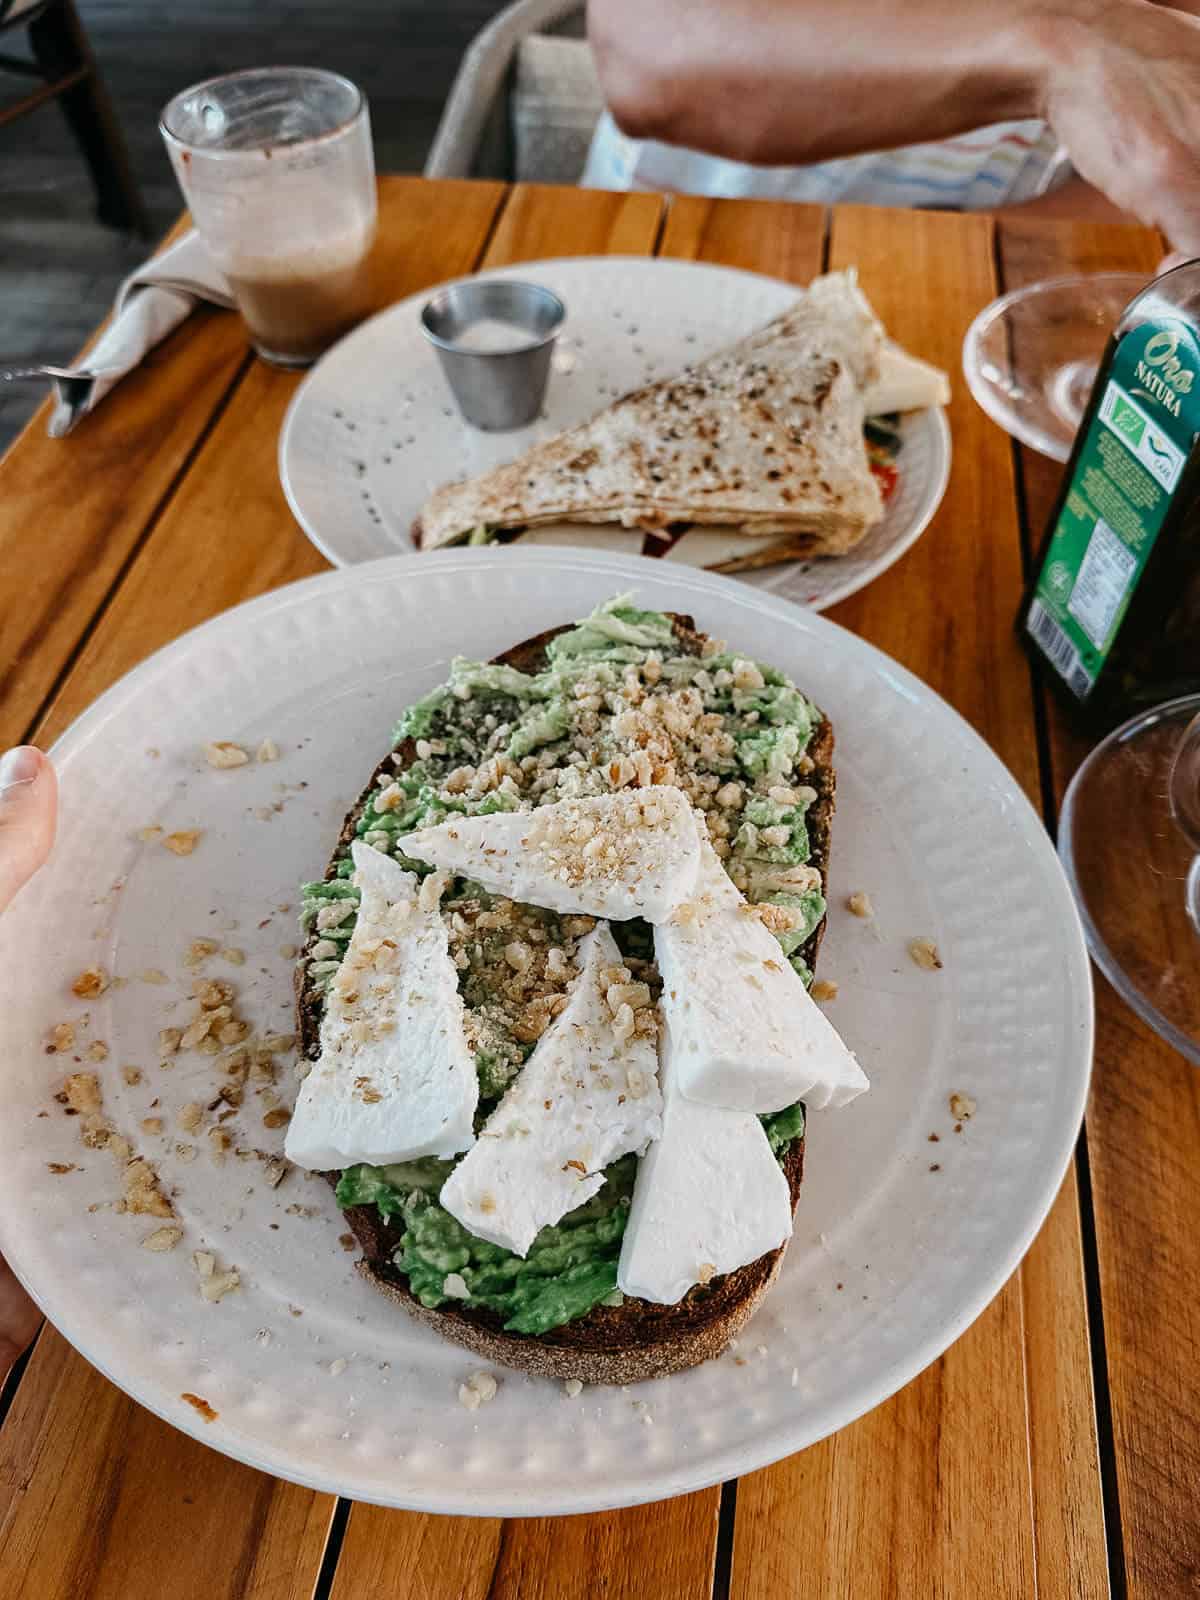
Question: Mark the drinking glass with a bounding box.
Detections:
[161,67,377,367]
[963,273,1150,461]
[1059,696,1200,1061]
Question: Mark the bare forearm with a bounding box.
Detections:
[587,0,1078,165]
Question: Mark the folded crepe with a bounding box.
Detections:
[416,270,891,558]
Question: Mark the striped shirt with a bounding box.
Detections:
[582,111,1070,210]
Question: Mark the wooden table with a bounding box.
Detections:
[0,179,1194,1600]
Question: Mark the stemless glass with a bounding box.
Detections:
[1059,696,1200,1062]
[161,67,377,367]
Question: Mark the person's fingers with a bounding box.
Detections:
[0,747,57,914]
[1157,250,1190,275]
[0,1255,40,1378]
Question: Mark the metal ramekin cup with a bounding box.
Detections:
[420,279,565,431]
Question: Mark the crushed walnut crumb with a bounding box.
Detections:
[203,741,249,769]
[810,978,839,1002]
[121,1157,174,1218]
[458,1370,499,1410]
[163,830,203,857]
[949,1091,976,1120]
[141,1225,183,1252]
[847,892,874,919]
[71,966,109,999]
[908,938,943,971]
[48,1021,76,1054]
[178,1101,204,1135]
[193,1249,240,1302]
[180,1392,218,1423]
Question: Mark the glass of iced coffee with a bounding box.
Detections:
[161,67,376,367]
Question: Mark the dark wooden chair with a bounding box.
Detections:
[0,0,149,234]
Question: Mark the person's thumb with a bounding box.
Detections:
[0,747,57,914]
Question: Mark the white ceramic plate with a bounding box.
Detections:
[279,258,951,611]
[0,550,1090,1516]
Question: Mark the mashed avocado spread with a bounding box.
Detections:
[304,597,824,1335]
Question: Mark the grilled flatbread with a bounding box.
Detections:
[415,271,887,558]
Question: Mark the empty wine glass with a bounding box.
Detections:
[963,273,1150,460]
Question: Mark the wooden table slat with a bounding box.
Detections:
[995,214,1200,1600]
[33,177,507,746]
[0,218,251,753]
[324,179,724,1600]
[2,182,1180,1600]
[723,202,1108,1600]
[0,1328,333,1600]
[0,175,507,1600]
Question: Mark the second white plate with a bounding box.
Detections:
[279,257,951,611]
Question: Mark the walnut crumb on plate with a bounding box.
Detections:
[458,1371,499,1410]
[71,966,109,999]
[48,1021,76,1054]
[141,1225,183,1252]
[180,1393,218,1423]
[847,891,874,919]
[203,742,249,769]
[193,1249,240,1302]
[949,1091,976,1120]
[810,978,839,1002]
[908,937,943,971]
[163,830,203,857]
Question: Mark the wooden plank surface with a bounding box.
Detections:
[0,221,251,752]
[329,1496,719,1600]
[995,215,1200,1600]
[0,176,507,1600]
[711,203,1108,1599]
[34,177,504,744]
[0,185,1149,1600]
[324,181,723,1600]
[0,1327,333,1600]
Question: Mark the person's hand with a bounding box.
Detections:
[0,746,57,1377]
[1038,0,1200,253]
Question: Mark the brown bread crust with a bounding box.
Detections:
[294,614,834,1382]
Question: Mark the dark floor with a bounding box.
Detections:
[0,0,507,449]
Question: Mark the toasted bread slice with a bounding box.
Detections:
[295,615,835,1383]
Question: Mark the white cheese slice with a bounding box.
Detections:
[662,529,788,570]
[509,523,646,558]
[616,1025,793,1304]
[863,343,950,415]
[439,923,662,1256]
[397,786,702,922]
[284,842,478,1170]
[655,842,868,1113]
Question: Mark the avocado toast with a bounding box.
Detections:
[293,598,844,1383]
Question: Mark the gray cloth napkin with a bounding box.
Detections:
[48,231,236,437]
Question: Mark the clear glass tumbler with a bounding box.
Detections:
[161,67,377,367]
